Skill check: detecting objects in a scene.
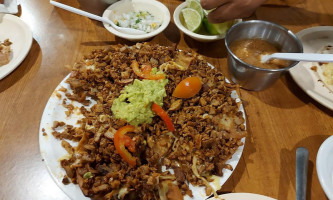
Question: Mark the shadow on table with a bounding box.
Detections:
[80,39,132,47]
[182,36,228,59]
[0,39,41,93]
[163,22,181,46]
[285,74,333,117]
[238,73,333,118]
[278,135,330,200]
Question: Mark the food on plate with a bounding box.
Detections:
[180,0,236,35]
[229,38,291,69]
[50,43,246,200]
[316,45,333,92]
[0,39,12,66]
[113,11,161,33]
[319,62,333,84]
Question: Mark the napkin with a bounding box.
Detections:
[0,0,18,14]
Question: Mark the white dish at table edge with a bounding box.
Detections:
[316,135,333,200]
[102,0,170,42]
[0,14,32,80]
[289,26,333,110]
[0,0,18,14]
[173,2,242,43]
[209,193,276,200]
[39,66,246,200]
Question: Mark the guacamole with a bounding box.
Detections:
[111,79,168,126]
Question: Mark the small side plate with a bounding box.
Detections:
[289,26,333,110]
[0,14,32,80]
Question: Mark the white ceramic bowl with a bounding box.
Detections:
[173,2,241,42]
[102,0,170,41]
[316,135,333,199]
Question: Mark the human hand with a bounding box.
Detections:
[200,0,267,23]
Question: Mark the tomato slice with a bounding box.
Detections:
[114,125,136,167]
[152,102,175,132]
[172,77,202,98]
[131,60,165,80]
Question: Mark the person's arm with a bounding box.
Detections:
[200,0,267,23]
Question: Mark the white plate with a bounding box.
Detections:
[289,26,333,110]
[0,14,32,80]
[0,0,18,14]
[210,193,276,200]
[39,73,246,200]
[316,135,333,199]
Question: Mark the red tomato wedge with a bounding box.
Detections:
[172,77,202,98]
[131,60,165,80]
[152,103,175,132]
[114,125,136,167]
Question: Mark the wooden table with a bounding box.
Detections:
[0,0,332,199]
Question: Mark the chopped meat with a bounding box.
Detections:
[0,39,12,66]
[49,43,246,200]
[166,183,184,200]
[169,99,182,111]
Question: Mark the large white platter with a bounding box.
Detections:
[0,14,32,80]
[39,73,246,200]
[289,26,333,110]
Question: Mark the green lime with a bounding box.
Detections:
[203,17,234,35]
[186,0,204,19]
[181,8,202,33]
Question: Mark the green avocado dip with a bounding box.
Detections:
[111,79,168,126]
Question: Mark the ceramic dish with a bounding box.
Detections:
[0,14,32,80]
[173,2,241,42]
[316,135,333,199]
[0,0,18,14]
[289,26,333,110]
[102,0,170,41]
[39,71,246,200]
[209,193,276,200]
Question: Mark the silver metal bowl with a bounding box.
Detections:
[225,20,303,91]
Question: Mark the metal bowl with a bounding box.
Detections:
[225,20,303,91]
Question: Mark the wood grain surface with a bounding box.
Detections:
[0,0,332,199]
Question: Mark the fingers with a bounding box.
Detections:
[207,2,253,23]
[205,0,266,23]
[200,0,230,10]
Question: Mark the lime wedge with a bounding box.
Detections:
[203,18,234,35]
[181,8,202,33]
[186,0,204,19]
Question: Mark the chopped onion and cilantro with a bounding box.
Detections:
[113,11,161,33]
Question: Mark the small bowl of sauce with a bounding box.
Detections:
[225,20,303,91]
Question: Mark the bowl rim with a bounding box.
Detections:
[224,20,304,72]
[316,135,333,199]
[102,0,170,41]
[173,2,241,41]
